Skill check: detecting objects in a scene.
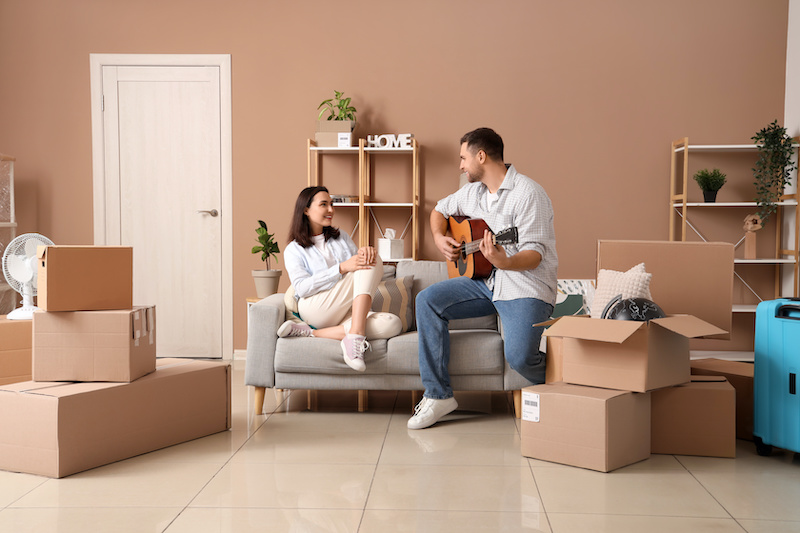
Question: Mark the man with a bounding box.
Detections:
[407,127,558,430]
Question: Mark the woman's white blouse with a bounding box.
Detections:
[283,232,358,299]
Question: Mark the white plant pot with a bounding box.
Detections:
[252,269,282,298]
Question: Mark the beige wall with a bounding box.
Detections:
[0,0,790,350]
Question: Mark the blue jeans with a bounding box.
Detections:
[416,276,553,400]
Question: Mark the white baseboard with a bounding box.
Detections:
[233,349,247,360]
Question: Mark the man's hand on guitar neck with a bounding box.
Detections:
[478,229,507,269]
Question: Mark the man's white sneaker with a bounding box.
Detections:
[407,397,458,430]
[341,334,369,372]
[277,321,314,338]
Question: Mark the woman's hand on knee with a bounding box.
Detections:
[340,250,374,273]
[357,246,377,266]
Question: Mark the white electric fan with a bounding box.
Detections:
[1,233,54,320]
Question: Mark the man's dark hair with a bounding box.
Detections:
[460,127,504,162]
[288,185,341,248]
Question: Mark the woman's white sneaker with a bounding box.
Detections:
[341,334,369,372]
[277,321,313,338]
[407,397,458,429]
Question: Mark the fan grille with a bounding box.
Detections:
[1,233,55,295]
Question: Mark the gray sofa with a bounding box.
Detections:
[245,260,534,414]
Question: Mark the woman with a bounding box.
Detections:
[279,186,402,371]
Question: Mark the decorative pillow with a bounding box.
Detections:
[590,263,652,319]
[555,279,596,316]
[372,275,414,332]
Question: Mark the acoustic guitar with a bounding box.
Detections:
[446,216,519,279]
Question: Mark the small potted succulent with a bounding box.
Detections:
[693,168,727,202]
[251,220,281,298]
[315,90,357,147]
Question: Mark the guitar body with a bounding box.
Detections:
[447,217,495,279]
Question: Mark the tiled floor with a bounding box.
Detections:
[1,360,799,532]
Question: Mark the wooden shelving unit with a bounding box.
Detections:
[669,138,800,305]
[307,138,420,260]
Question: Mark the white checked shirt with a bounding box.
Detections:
[435,165,558,305]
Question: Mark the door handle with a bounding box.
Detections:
[197,209,219,217]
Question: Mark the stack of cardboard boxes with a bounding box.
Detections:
[0,246,231,478]
[521,240,743,472]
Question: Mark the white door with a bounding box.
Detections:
[90,55,232,358]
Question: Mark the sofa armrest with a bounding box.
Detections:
[244,293,285,388]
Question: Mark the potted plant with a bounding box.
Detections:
[693,168,727,202]
[752,120,798,224]
[315,90,357,147]
[251,220,282,298]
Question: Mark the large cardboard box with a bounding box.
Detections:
[0,316,32,385]
[543,314,726,392]
[691,358,754,440]
[651,375,736,458]
[37,246,133,312]
[32,306,156,382]
[520,382,651,472]
[0,358,230,478]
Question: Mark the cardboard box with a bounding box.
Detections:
[596,240,734,338]
[0,316,32,385]
[543,314,726,392]
[33,306,156,382]
[37,246,133,312]
[0,358,230,478]
[651,376,736,458]
[520,382,651,472]
[691,358,754,440]
[544,336,564,384]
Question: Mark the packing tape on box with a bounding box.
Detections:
[147,307,155,345]
[132,310,142,346]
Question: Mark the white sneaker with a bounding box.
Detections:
[407,397,458,430]
[341,334,370,372]
[277,321,313,338]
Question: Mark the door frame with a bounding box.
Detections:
[89,53,233,359]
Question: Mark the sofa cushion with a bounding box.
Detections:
[386,330,505,375]
[371,276,414,332]
[396,260,498,332]
[274,338,389,375]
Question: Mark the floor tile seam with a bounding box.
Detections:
[682,466,741,522]
[527,460,554,532]
[359,392,401,532]
[543,511,747,519]
[3,477,50,509]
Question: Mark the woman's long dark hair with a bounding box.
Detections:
[288,186,341,248]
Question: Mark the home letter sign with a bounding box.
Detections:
[367,134,414,148]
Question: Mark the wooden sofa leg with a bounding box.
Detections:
[411,390,421,412]
[513,389,522,419]
[254,386,266,415]
[307,390,318,411]
[358,390,368,412]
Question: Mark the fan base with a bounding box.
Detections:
[7,305,38,320]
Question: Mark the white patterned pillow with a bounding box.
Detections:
[591,263,653,319]
[372,276,414,332]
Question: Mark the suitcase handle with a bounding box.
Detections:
[776,304,800,320]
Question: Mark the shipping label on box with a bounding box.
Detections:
[651,375,736,458]
[521,390,540,422]
[0,317,32,385]
[37,246,133,312]
[0,358,230,478]
[540,314,726,392]
[33,306,156,383]
[520,382,651,472]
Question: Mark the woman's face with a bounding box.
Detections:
[304,190,334,235]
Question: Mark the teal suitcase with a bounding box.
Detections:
[753,298,800,456]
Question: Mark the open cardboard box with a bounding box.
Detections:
[651,375,736,458]
[543,240,733,390]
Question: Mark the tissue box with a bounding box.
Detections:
[378,239,404,261]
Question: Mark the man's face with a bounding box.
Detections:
[459,142,483,183]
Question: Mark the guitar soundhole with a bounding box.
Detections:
[456,241,468,275]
